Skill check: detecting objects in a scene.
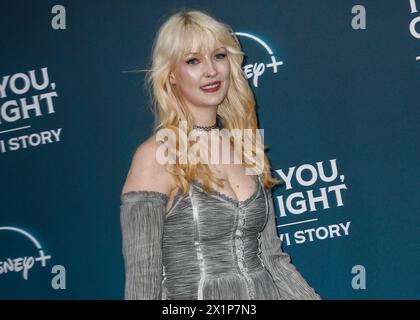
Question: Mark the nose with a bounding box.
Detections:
[204,58,217,77]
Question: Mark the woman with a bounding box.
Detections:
[120,9,321,300]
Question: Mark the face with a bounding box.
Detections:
[169,35,231,111]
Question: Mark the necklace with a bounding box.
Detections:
[193,122,218,131]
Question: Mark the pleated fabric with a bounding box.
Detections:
[120,175,321,300]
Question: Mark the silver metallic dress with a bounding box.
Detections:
[120,174,321,300]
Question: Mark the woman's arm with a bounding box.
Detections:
[258,190,321,300]
[120,191,167,299]
[120,136,174,300]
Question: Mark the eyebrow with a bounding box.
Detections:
[183,47,226,57]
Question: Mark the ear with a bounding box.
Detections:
[169,72,176,85]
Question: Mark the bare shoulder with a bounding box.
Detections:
[121,135,175,197]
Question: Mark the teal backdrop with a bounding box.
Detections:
[0,0,419,299]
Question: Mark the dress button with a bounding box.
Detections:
[235,230,242,237]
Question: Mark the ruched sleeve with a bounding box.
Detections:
[259,191,321,300]
[120,191,168,300]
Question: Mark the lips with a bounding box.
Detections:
[200,81,221,92]
[200,81,222,93]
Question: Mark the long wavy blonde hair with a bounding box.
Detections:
[144,9,281,195]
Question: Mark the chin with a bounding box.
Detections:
[204,98,225,107]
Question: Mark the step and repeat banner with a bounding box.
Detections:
[0,0,419,299]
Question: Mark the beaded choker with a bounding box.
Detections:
[192,123,219,131]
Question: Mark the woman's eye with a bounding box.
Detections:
[215,53,227,59]
[186,58,199,65]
